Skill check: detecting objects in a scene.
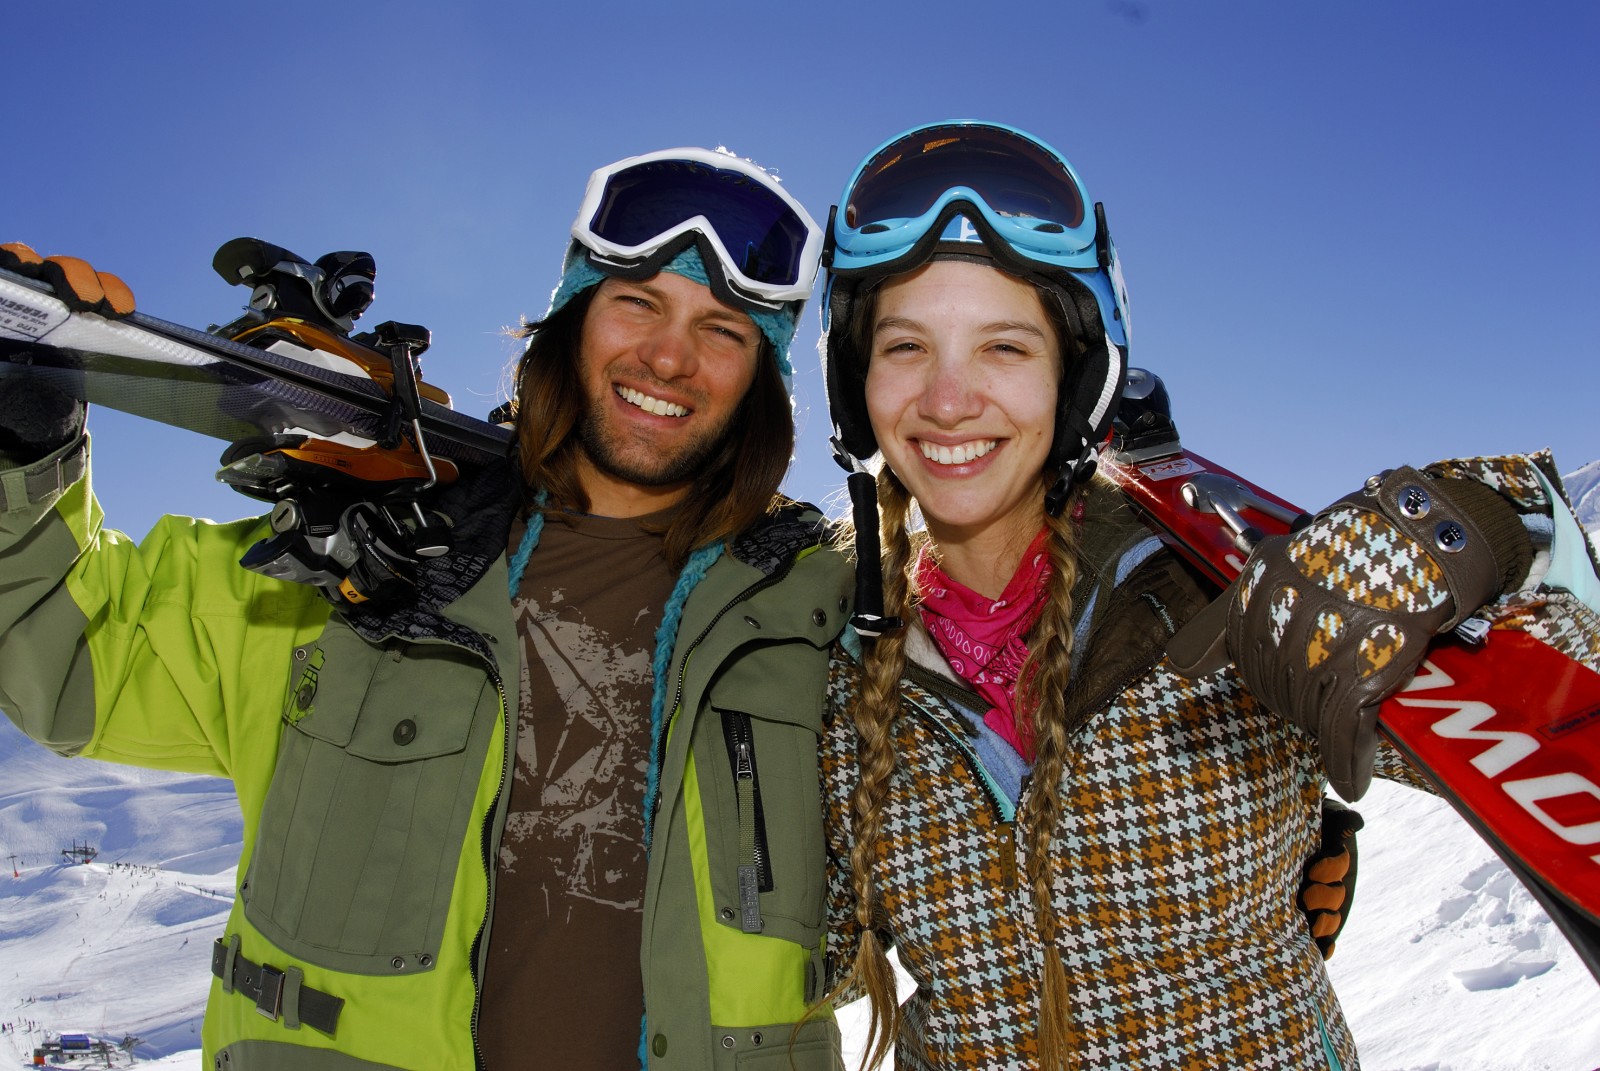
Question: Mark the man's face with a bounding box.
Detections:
[572,272,764,516]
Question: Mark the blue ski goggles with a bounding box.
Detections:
[572,147,823,312]
[829,122,1129,345]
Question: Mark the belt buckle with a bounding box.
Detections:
[255,964,285,1020]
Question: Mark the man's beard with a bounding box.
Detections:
[576,395,736,489]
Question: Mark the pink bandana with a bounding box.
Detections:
[915,529,1052,760]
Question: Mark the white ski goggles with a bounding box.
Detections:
[571,148,823,311]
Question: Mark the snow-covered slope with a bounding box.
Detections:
[1563,459,1599,531]
[0,720,238,1067]
[1321,779,1600,1068]
[1564,459,1599,564]
[4,463,1599,1069]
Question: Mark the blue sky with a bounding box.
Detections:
[8,0,1596,537]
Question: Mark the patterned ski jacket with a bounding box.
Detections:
[0,434,854,1071]
[822,453,1600,1070]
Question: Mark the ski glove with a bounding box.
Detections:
[1171,466,1530,800]
[0,244,133,462]
[1,242,136,317]
[1299,798,1364,958]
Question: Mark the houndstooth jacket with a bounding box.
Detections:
[822,453,1600,1070]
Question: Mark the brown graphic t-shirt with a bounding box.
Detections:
[476,508,679,1068]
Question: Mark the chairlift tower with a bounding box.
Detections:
[61,840,99,865]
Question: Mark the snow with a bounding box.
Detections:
[4,468,1599,1070]
[1565,460,1600,561]
[1563,460,1600,533]
[0,728,237,1068]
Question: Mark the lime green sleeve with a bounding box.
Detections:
[0,434,330,776]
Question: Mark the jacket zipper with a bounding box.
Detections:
[900,676,1019,887]
[722,711,771,932]
[901,668,1014,822]
[654,554,800,810]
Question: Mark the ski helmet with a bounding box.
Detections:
[821,121,1130,495]
[550,147,824,377]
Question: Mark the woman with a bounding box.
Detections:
[816,122,1594,1069]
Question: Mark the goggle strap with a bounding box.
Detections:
[832,201,1105,327]
[583,237,788,314]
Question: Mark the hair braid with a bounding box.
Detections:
[824,469,918,1070]
[1015,493,1083,1069]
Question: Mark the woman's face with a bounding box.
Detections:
[864,259,1062,550]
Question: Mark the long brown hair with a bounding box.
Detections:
[828,269,1086,1070]
[506,286,794,568]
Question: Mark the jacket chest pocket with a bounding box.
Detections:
[698,642,827,948]
[243,620,496,975]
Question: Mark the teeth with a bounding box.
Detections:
[919,439,998,465]
[617,386,688,418]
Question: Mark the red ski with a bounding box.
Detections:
[1100,370,1600,981]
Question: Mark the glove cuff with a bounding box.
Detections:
[1430,476,1533,596]
[1352,467,1510,632]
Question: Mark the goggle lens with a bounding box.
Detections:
[588,158,814,287]
[845,125,1086,232]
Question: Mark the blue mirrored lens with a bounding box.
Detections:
[846,125,1085,231]
[588,159,811,286]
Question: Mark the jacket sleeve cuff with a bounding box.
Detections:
[1,432,88,513]
[1526,465,1600,615]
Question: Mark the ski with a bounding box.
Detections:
[0,261,510,470]
[1100,369,1600,982]
[1,240,513,607]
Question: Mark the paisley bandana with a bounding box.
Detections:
[915,528,1052,758]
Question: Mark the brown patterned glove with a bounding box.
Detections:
[1299,798,1364,958]
[1220,466,1529,800]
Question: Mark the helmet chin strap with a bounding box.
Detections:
[831,436,905,637]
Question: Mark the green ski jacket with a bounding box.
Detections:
[0,436,852,1070]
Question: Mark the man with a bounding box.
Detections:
[0,147,852,1069]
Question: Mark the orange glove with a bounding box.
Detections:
[1300,797,1364,958]
[1,242,135,317]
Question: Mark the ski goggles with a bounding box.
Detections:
[572,148,823,311]
[835,122,1111,271]
[829,121,1128,345]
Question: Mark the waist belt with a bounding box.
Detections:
[211,937,345,1036]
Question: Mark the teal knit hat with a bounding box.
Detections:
[547,245,799,384]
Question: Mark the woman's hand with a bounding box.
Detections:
[1173,466,1528,800]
